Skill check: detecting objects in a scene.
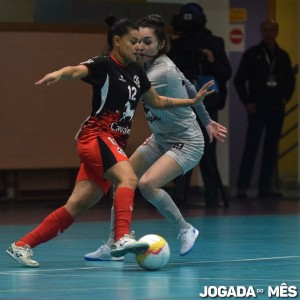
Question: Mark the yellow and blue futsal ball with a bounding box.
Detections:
[136,234,170,271]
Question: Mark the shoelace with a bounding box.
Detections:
[99,243,110,253]
[21,245,33,258]
[177,229,188,241]
[100,240,110,247]
[112,231,137,248]
[123,231,135,240]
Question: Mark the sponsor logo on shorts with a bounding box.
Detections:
[169,143,184,153]
[117,147,126,156]
[107,137,118,145]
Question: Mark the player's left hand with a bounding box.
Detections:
[205,121,227,143]
[193,80,215,104]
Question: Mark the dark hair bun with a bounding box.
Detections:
[105,14,117,26]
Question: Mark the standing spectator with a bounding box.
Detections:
[234,20,295,198]
[169,2,232,208]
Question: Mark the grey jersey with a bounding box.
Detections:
[142,54,211,134]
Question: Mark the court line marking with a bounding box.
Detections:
[1,254,300,275]
[172,255,300,265]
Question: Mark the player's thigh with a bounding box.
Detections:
[140,154,183,189]
[105,160,138,188]
[134,135,165,177]
[129,149,151,179]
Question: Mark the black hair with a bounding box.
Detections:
[104,14,139,52]
[137,14,168,55]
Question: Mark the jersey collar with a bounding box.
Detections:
[110,55,126,67]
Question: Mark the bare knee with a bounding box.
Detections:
[118,174,138,190]
[138,177,156,199]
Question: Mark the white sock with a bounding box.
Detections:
[106,206,115,246]
[145,189,191,231]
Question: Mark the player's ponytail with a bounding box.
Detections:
[104,14,117,27]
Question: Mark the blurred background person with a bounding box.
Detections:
[169,2,232,208]
[234,20,296,199]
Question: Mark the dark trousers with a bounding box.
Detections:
[237,105,285,192]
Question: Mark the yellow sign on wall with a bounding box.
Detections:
[230,8,247,23]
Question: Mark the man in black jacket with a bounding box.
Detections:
[169,3,232,207]
[234,20,295,198]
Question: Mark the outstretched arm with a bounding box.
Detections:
[183,77,212,126]
[35,65,88,86]
[182,76,227,142]
[142,80,215,109]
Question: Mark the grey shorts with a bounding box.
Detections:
[137,121,204,174]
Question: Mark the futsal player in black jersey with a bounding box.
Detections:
[7,15,214,267]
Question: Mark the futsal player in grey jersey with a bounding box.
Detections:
[141,54,211,174]
[85,15,227,260]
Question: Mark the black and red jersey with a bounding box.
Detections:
[77,55,151,148]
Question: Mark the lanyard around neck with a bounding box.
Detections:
[262,47,275,72]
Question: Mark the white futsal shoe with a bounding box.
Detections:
[177,226,199,256]
[84,244,124,261]
[110,231,149,258]
[7,243,39,267]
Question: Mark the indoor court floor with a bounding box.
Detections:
[1,193,300,299]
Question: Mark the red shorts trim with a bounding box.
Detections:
[76,133,128,194]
